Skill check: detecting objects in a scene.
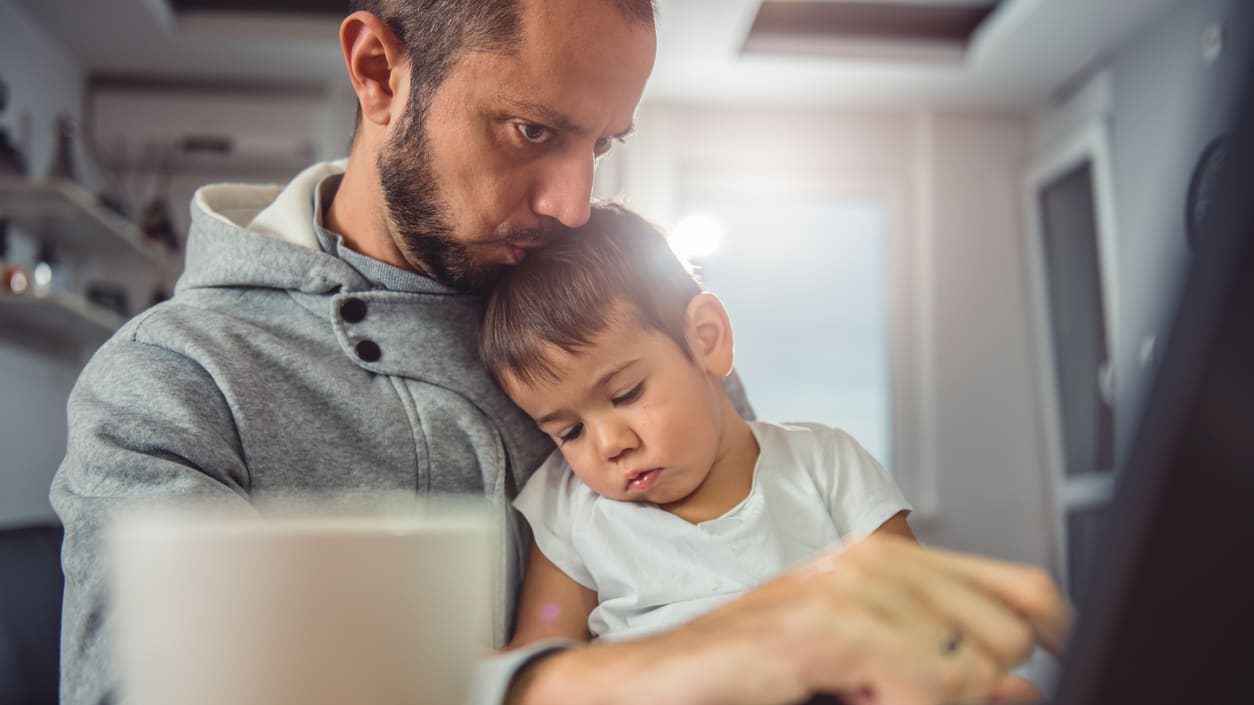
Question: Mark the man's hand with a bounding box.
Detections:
[510,534,1073,705]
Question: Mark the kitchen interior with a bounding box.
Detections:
[0,0,1248,702]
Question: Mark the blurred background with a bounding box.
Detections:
[0,0,1246,661]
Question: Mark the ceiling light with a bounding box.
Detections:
[669,214,724,261]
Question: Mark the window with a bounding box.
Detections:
[684,197,894,468]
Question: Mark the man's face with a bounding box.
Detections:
[378,0,656,292]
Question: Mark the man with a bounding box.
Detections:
[52,1,1071,704]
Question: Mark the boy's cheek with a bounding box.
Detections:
[563,453,605,492]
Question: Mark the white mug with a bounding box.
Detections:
[109,499,498,705]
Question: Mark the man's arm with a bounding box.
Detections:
[506,534,1072,705]
[52,334,255,705]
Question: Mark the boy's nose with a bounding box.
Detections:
[593,419,637,464]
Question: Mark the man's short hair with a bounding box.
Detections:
[349,0,655,130]
[480,203,702,387]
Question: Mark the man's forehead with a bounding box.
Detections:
[512,0,656,98]
[519,0,653,40]
[438,0,654,133]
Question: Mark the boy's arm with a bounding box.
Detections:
[869,511,916,541]
[507,541,599,649]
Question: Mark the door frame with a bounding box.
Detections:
[1023,118,1121,589]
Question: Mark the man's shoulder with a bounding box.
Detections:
[79,286,320,396]
[91,299,199,363]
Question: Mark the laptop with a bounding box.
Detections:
[1046,31,1254,705]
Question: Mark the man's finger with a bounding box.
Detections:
[852,550,1038,670]
[864,537,1074,654]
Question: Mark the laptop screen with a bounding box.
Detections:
[1050,12,1254,704]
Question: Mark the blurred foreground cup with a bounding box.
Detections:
[109,499,497,705]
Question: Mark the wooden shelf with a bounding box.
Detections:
[0,291,125,347]
[0,177,164,271]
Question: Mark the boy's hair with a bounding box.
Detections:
[480,203,703,387]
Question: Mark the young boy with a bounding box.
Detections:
[478,203,916,646]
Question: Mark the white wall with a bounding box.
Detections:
[924,113,1053,565]
[603,103,1054,567]
[0,0,92,526]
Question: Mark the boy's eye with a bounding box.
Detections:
[516,123,553,144]
[612,383,643,406]
[558,423,584,445]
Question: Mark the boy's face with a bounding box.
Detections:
[500,302,731,506]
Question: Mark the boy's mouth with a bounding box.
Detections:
[625,468,663,492]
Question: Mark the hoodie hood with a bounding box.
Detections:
[176,160,372,296]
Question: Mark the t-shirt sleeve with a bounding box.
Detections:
[512,450,597,590]
[810,425,913,538]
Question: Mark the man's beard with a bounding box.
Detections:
[377,108,548,294]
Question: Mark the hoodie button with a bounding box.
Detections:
[355,340,381,362]
[340,298,367,323]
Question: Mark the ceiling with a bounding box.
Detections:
[742,1,1003,57]
[14,0,1181,109]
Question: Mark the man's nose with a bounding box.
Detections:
[531,152,595,228]
[592,417,637,464]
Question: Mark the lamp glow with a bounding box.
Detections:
[669,214,724,260]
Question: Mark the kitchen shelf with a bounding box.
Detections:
[0,290,124,347]
[0,176,164,271]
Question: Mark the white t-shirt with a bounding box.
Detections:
[513,420,912,641]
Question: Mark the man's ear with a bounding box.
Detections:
[340,11,408,129]
[684,292,735,378]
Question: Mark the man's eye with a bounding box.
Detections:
[612,384,643,406]
[594,137,612,156]
[516,123,552,144]
[558,423,584,445]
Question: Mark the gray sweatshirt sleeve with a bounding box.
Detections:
[51,331,255,705]
[467,640,574,705]
[724,368,755,421]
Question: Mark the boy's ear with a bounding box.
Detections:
[684,292,734,378]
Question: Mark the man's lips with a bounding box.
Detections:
[626,468,663,492]
[504,240,547,264]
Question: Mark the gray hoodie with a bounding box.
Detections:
[52,160,756,705]
[50,161,557,705]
